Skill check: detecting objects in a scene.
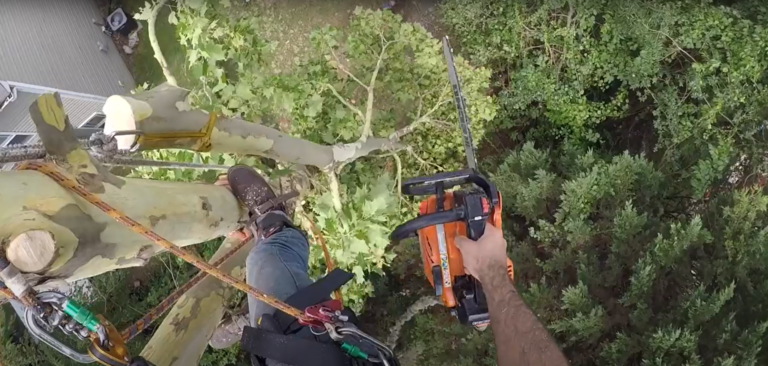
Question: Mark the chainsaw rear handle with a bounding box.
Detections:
[390,209,465,241]
[401,169,500,207]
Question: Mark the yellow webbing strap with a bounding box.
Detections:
[135,112,217,152]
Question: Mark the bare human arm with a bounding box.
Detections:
[455,225,569,366]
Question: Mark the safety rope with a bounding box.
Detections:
[302,214,343,303]
[16,161,311,323]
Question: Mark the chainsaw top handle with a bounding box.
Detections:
[400,169,499,204]
[391,209,465,241]
[390,169,499,241]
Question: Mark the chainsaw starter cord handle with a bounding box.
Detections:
[390,209,464,241]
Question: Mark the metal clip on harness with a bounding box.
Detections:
[23,291,107,363]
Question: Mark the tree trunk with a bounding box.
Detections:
[141,236,254,366]
[0,170,242,282]
[102,84,399,171]
[1,93,244,286]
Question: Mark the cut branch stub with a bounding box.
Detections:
[28,93,115,192]
[6,230,57,273]
[27,93,81,159]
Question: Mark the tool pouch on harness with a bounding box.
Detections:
[241,269,374,366]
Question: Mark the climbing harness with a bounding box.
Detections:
[2,156,393,364]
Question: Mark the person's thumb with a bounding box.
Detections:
[454,236,472,252]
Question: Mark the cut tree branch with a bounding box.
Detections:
[389,85,452,141]
[330,49,368,90]
[148,0,178,86]
[325,83,365,121]
[358,38,394,143]
[327,170,343,211]
[103,84,401,172]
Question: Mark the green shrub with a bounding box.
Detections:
[487,143,768,365]
[439,0,768,364]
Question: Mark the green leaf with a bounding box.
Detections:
[222,154,238,167]
[236,83,256,100]
[206,44,227,62]
[363,196,387,217]
[352,266,365,283]
[339,129,353,140]
[185,0,206,9]
[348,238,368,254]
[228,98,242,109]
[168,11,178,25]
[133,2,153,21]
[304,94,324,117]
[334,106,347,120]
[189,62,204,81]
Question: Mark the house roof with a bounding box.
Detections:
[1,91,105,134]
[0,0,135,96]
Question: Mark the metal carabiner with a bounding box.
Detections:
[23,306,95,364]
[378,350,391,366]
[337,325,394,359]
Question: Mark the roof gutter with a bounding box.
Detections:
[5,81,107,103]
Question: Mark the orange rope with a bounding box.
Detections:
[301,214,343,304]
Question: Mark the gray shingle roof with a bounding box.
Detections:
[0,0,135,96]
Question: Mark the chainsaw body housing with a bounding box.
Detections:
[390,169,513,329]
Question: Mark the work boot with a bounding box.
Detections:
[226,165,298,238]
[208,313,249,350]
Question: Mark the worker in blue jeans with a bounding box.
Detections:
[214,165,570,366]
[245,227,313,329]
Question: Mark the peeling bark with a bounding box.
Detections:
[103,85,401,171]
[141,236,254,366]
[0,170,242,282]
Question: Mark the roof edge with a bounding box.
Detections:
[6,81,108,103]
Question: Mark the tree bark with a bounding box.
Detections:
[102,85,400,171]
[0,170,242,283]
[141,236,253,366]
[0,93,244,285]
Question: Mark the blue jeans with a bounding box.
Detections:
[246,227,313,327]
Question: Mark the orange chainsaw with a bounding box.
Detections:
[390,37,514,330]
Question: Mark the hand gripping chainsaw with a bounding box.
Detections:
[390,37,514,330]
